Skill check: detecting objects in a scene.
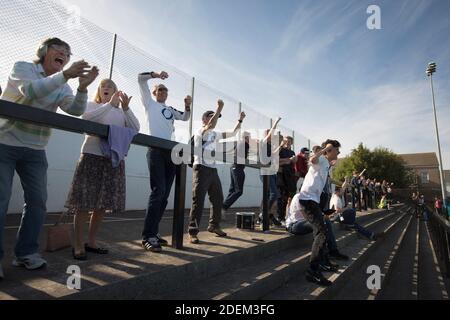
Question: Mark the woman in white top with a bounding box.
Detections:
[65,79,140,260]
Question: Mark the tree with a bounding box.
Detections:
[332,143,413,187]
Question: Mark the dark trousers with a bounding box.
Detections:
[223,165,245,210]
[277,170,296,221]
[300,200,327,270]
[189,165,224,236]
[142,148,176,239]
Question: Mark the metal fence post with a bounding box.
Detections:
[109,34,118,80]
[189,77,195,137]
[262,174,270,232]
[172,164,187,249]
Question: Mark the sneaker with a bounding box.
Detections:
[12,253,47,270]
[142,238,162,253]
[329,250,349,261]
[319,262,340,273]
[207,226,227,237]
[305,268,332,286]
[270,216,282,227]
[156,234,169,246]
[189,234,200,244]
[0,264,4,280]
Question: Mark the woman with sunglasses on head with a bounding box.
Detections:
[65,79,140,260]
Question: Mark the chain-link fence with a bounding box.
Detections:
[0,0,317,212]
[0,0,315,150]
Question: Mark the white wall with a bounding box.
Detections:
[7,130,263,214]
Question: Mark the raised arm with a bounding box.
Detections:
[172,95,192,122]
[310,143,334,165]
[201,99,224,135]
[137,71,168,109]
[222,112,246,139]
[262,117,282,144]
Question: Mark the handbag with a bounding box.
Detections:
[46,211,72,252]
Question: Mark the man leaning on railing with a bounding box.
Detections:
[0,37,99,279]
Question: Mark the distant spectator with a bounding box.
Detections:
[294,147,310,190]
[330,187,381,241]
[0,37,98,276]
[258,118,283,227]
[434,196,443,216]
[277,136,297,224]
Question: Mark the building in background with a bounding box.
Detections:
[399,152,445,203]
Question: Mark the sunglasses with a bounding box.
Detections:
[49,45,72,57]
[157,88,168,92]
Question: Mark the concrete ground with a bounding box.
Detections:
[0,207,293,299]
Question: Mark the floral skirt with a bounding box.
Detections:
[65,154,126,214]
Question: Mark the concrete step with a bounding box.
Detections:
[418,219,449,300]
[0,206,398,300]
[315,208,413,300]
[150,206,405,300]
[262,206,410,300]
[376,214,418,300]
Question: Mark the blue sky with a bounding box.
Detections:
[58,0,450,168]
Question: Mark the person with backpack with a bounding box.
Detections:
[138,70,192,253]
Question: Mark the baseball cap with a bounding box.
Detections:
[301,148,310,154]
[203,110,222,118]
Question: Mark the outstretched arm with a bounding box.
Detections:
[222,112,246,139]
[262,117,282,144]
[201,99,224,135]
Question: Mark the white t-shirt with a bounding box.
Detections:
[330,194,344,211]
[193,128,217,168]
[138,73,190,140]
[299,156,330,204]
[286,193,306,228]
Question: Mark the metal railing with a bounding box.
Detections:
[0,100,272,249]
[427,204,450,277]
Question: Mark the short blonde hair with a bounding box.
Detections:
[94,79,118,104]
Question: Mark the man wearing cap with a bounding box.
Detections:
[188,100,246,244]
[138,70,192,252]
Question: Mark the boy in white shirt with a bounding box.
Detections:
[299,139,341,286]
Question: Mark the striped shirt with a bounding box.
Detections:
[0,61,87,150]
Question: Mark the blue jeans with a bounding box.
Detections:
[223,165,245,210]
[340,208,374,239]
[142,148,176,239]
[288,220,313,235]
[0,144,48,261]
[325,219,338,252]
[260,174,279,210]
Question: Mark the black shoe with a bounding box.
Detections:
[142,238,162,253]
[72,248,87,261]
[329,250,349,261]
[319,262,339,273]
[305,268,332,286]
[156,234,169,246]
[85,244,109,254]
